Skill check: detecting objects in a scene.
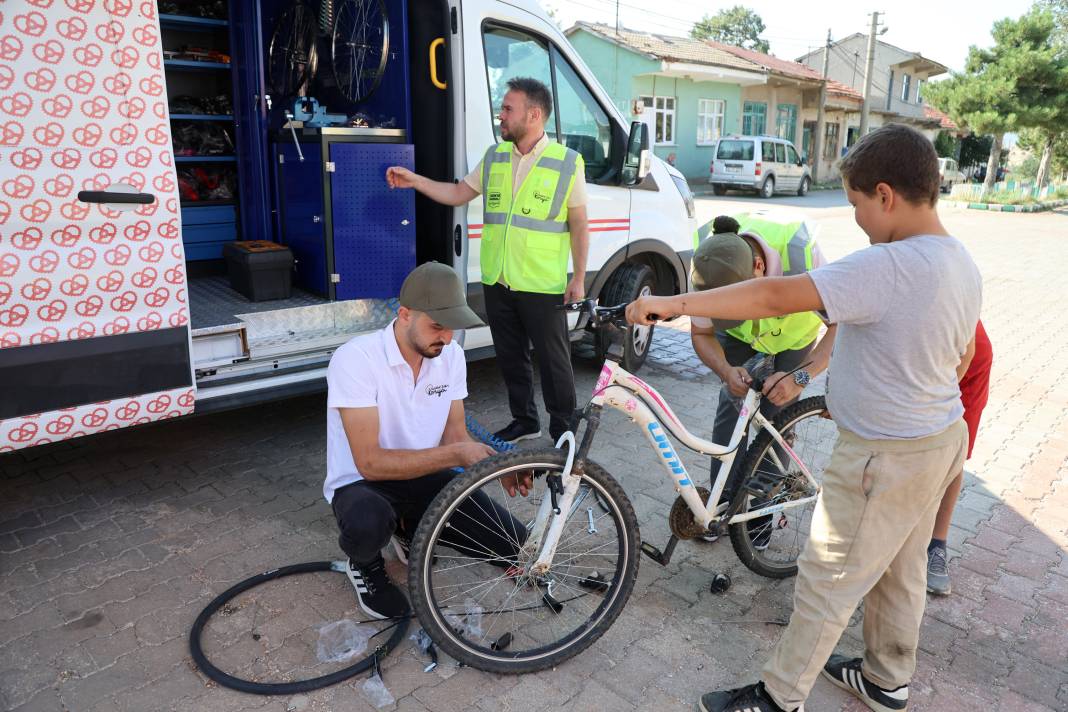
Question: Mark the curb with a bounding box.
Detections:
[943,198,1068,213]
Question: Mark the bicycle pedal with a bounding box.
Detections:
[578,571,610,592]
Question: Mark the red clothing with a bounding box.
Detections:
[960,320,992,459]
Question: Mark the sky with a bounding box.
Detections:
[546,0,1037,73]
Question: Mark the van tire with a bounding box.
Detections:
[594,263,656,372]
[712,184,728,196]
[797,176,810,197]
[759,177,775,199]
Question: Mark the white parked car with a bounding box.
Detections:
[938,158,965,193]
[709,136,812,198]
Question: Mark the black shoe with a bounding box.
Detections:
[345,557,409,620]
[698,682,797,712]
[821,655,908,712]
[494,420,542,444]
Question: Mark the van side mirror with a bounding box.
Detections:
[619,121,650,185]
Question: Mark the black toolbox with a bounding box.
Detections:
[223,241,294,302]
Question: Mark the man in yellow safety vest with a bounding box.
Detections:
[386,77,589,444]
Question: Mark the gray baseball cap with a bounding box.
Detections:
[690,232,754,291]
[399,262,484,330]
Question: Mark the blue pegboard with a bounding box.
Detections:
[329,142,416,300]
[277,143,328,295]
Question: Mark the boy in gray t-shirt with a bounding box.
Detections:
[627,124,980,712]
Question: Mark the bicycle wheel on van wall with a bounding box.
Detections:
[331,0,389,104]
[726,396,836,578]
[408,448,640,674]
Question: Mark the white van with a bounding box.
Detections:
[0,0,695,452]
[709,135,812,198]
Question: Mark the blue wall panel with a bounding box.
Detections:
[278,144,328,295]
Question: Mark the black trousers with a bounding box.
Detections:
[331,469,527,565]
[710,332,815,491]
[483,282,576,438]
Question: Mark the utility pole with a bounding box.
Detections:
[812,28,832,182]
[858,11,883,137]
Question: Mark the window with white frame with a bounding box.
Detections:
[640,95,676,145]
[901,73,911,102]
[916,79,923,103]
[697,99,725,145]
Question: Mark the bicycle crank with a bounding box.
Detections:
[669,487,712,539]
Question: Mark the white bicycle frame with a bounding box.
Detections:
[530,359,821,573]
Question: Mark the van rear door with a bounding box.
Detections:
[0,3,194,452]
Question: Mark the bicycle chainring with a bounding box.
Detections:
[669,487,712,540]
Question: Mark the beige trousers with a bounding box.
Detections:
[761,419,968,710]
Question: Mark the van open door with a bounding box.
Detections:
[0,2,194,452]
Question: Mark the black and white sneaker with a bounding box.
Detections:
[821,655,908,712]
[390,535,410,565]
[345,557,409,620]
[494,420,542,444]
[698,682,799,712]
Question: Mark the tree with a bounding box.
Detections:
[934,131,959,158]
[926,9,1068,191]
[691,6,770,53]
[959,134,994,169]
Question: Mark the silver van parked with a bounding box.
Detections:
[709,135,812,198]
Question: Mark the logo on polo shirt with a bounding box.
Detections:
[426,384,449,398]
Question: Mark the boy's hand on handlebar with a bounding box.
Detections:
[625,295,674,326]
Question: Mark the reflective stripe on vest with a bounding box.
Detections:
[479,141,582,294]
[722,213,822,354]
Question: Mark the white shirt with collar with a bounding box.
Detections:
[323,319,468,503]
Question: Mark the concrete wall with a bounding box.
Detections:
[739,85,805,145]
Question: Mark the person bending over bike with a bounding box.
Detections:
[323,263,529,620]
[690,213,837,543]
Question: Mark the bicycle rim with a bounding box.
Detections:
[413,457,634,669]
[730,398,836,577]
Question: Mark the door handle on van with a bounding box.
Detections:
[77,190,156,205]
[429,38,447,89]
[454,224,462,256]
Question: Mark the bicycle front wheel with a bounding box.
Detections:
[727,396,836,578]
[408,448,639,674]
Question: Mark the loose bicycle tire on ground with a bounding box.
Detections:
[727,396,831,578]
[408,448,640,674]
[189,561,409,695]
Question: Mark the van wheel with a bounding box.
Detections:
[594,263,656,373]
[712,184,728,196]
[797,176,810,197]
[759,177,775,199]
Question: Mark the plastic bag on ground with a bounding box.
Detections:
[316,619,370,664]
[362,673,395,709]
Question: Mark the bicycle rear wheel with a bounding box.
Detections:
[727,396,836,578]
[408,448,639,674]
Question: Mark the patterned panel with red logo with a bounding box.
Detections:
[0,0,193,452]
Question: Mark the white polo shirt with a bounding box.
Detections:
[323,320,468,503]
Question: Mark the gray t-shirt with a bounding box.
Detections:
[809,235,982,440]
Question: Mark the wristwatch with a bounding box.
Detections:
[793,369,812,387]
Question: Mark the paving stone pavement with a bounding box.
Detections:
[2,200,1066,712]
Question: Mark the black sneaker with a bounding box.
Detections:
[345,557,409,620]
[821,655,908,712]
[699,682,798,712]
[494,420,542,444]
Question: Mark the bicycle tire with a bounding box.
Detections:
[331,0,389,104]
[188,561,409,695]
[727,396,833,578]
[267,2,320,99]
[408,448,640,674]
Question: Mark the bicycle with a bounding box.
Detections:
[407,301,837,673]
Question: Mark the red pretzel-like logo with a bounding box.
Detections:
[29,250,58,273]
[1,122,25,146]
[169,309,189,327]
[33,122,64,147]
[136,200,159,217]
[82,408,108,428]
[56,17,88,41]
[139,241,164,263]
[42,94,72,119]
[52,147,82,170]
[60,200,91,222]
[44,175,75,198]
[145,125,168,145]
[10,149,41,173]
[21,277,51,302]
[157,219,179,240]
[89,223,117,244]
[111,46,139,69]
[66,0,95,14]
[106,0,135,16]
[104,316,130,335]
[144,287,169,308]
[11,227,43,251]
[96,270,124,292]
[61,274,89,296]
[111,290,137,313]
[76,295,103,317]
[118,97,145,119]
[153,174,176,193]
[24,67,56,93]
[175,288,186,304]
[0,332,21,348]
[125,146,152,168]
[0,305,30,328]
[115,401,140,420]
[67,247,96,271]
[104,244,131,266]
[141,2,158,20]
[68,321,97,340]
[46,416,75,436]
[138,75,163,97]
[147,52,161,70]
[72,123,102,147]
[96,21,124,44]
[73,43,103,68]
[3,175,35,200]
[31,328,60,345]
[52,225,82,247]
[110,123,137,145]
[178,391,195,408]
[64,70,95,96]
[125,221,151,242]
[132,24,158,48]
[21,199,53,224]
[90,148,118,169]
[0,92,33,118]
[14,12,48,38]
[138,312,163,332]
[32,39,64,65]
[164,266,184,285]
[0,282,11,306]
[81,96,110,120]
[146,394,171,413]
[131,267,156,288]
[9,422,39,443]
[102,72,132,96]
[0,65,15,92]
[37,299,67,323]
[0,253,20,277]
[0,35,25,63]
